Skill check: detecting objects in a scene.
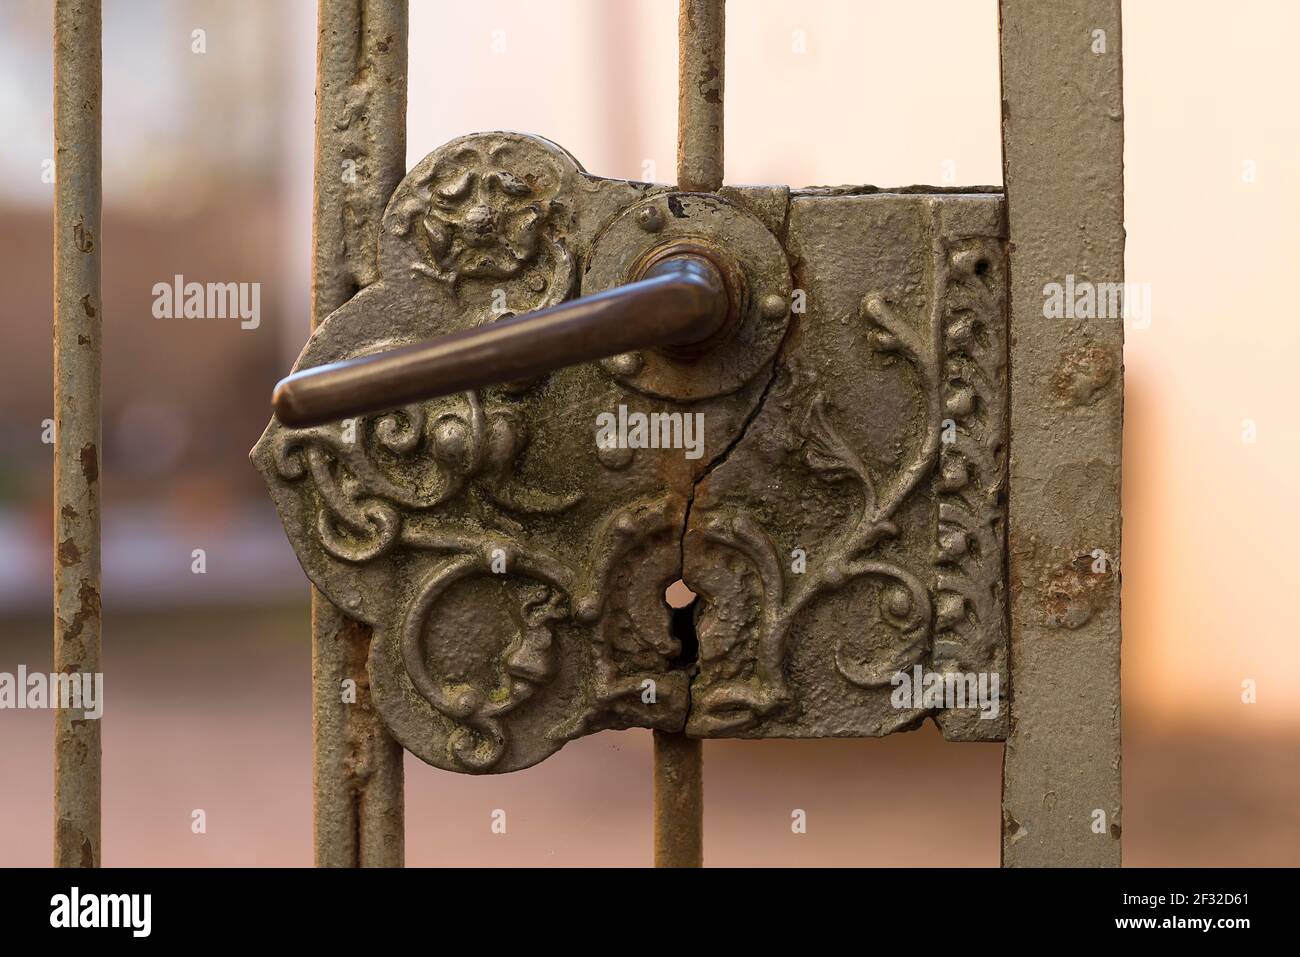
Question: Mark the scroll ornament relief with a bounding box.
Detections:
[685,201,1008,739]
[254,133,698,773]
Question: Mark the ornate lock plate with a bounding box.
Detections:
[252,132,1009,773]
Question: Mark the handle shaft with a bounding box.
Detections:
[272,254,728,427]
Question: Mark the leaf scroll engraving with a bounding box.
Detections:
[686,297,944,734]
[685,195,1009,739]
[930,237,1009,730]
[270,391,582,565]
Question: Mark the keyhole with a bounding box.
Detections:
[665,579,696,609]
[663,580,699,668]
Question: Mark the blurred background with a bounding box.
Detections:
[1,0,1296,866]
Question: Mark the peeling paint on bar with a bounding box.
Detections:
[677,0,724,195]
[53,0,103,869]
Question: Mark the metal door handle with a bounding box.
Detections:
[272,252,730,427]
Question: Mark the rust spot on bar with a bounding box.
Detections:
[79,443,98,484]
[72,220,94,253]
[698,66,720,103]
[1040,554,1113,629]
[57,538,81,566]
[1003,809,1028,844]
[55,819,95,868]
[1051,343,1115,406]
[62,580,102,644]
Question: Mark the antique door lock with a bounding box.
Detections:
[252,130,1009,774]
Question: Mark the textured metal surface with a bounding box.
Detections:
[661,0,724,867]
[309,0,407,868]
[999,0,1125,867]
[253,131,1011,774]
[254,132,760,773]
[676,0,724,194]
[653,729,703,867]
[53,0,102,869]
[686,192,1009,741]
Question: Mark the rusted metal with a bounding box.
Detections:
[309,0,408,868]
[653,730,703,867]
[684,192,1008,742]
[272,254,730,428]
[677,0,724,193]
[656,0,726,869]
[52,0,102,870]
[269,184,1009,753]
[253,156,1013,751]
[999,0,1125,866]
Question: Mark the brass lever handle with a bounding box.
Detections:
[272,253,731,428]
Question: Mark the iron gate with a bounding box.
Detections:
[50,0,1124,868]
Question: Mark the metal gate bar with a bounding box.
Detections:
[52,0,103,869]
[310,0,409,868]
[651,0,725,869]
[676,0,724,195]
[998,0,1124,865]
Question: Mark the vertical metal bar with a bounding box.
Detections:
[653,0,724,868]
[311,0,408,867]
[52,0,102,870]
[676,0,724,193]
[653,729,703,867]
[998,0,1124,866]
